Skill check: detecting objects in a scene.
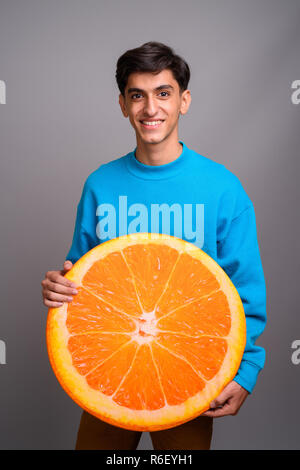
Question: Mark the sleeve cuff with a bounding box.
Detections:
[233,360,263,394]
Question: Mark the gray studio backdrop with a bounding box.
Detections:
[0,0,299,450]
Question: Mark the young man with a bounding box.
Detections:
[41,42,267,450]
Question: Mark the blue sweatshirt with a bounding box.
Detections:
[66,141,267,394]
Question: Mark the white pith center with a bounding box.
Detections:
[132,310,158,344]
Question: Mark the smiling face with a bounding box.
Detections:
[119,69,191,146]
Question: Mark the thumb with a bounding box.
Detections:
[209,387,233,409]
[62,260,73,273]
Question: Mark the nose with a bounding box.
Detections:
[143,96,158,116]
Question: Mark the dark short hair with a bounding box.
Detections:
[116,41,190,96]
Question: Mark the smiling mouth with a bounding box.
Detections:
[140,120,164,129]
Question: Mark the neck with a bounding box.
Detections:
[135,132,183,166]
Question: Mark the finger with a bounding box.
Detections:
[45,291,74,303]
[45,280,78,296]
[202,403,233,418]
[202,410,226,418]
[209,388,233,409]
[47,271,77,288]
[61,260,73,274]
[44,299,64,308]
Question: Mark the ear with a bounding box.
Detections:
[119,93,129,118]
[180,90,191,116]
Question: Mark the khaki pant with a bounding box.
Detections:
[75,410,213,450]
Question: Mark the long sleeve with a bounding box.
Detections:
[65,178,98,264]
[217,203,267,393]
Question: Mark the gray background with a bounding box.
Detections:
[0,0,299,449]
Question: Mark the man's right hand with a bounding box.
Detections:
[41,260,78,308]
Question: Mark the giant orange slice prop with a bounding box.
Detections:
[47,233,246,431]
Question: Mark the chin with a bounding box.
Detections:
[138,132,167,145]
[145,138,165,145]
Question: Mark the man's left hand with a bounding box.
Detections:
[201,381,249,418]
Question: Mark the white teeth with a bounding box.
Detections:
[142,120,163,126]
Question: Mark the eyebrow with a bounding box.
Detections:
[127,84,175,94]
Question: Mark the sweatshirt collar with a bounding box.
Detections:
[125,141,190,180]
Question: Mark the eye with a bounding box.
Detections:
[159,91,170,97]
[131,93,142,100]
